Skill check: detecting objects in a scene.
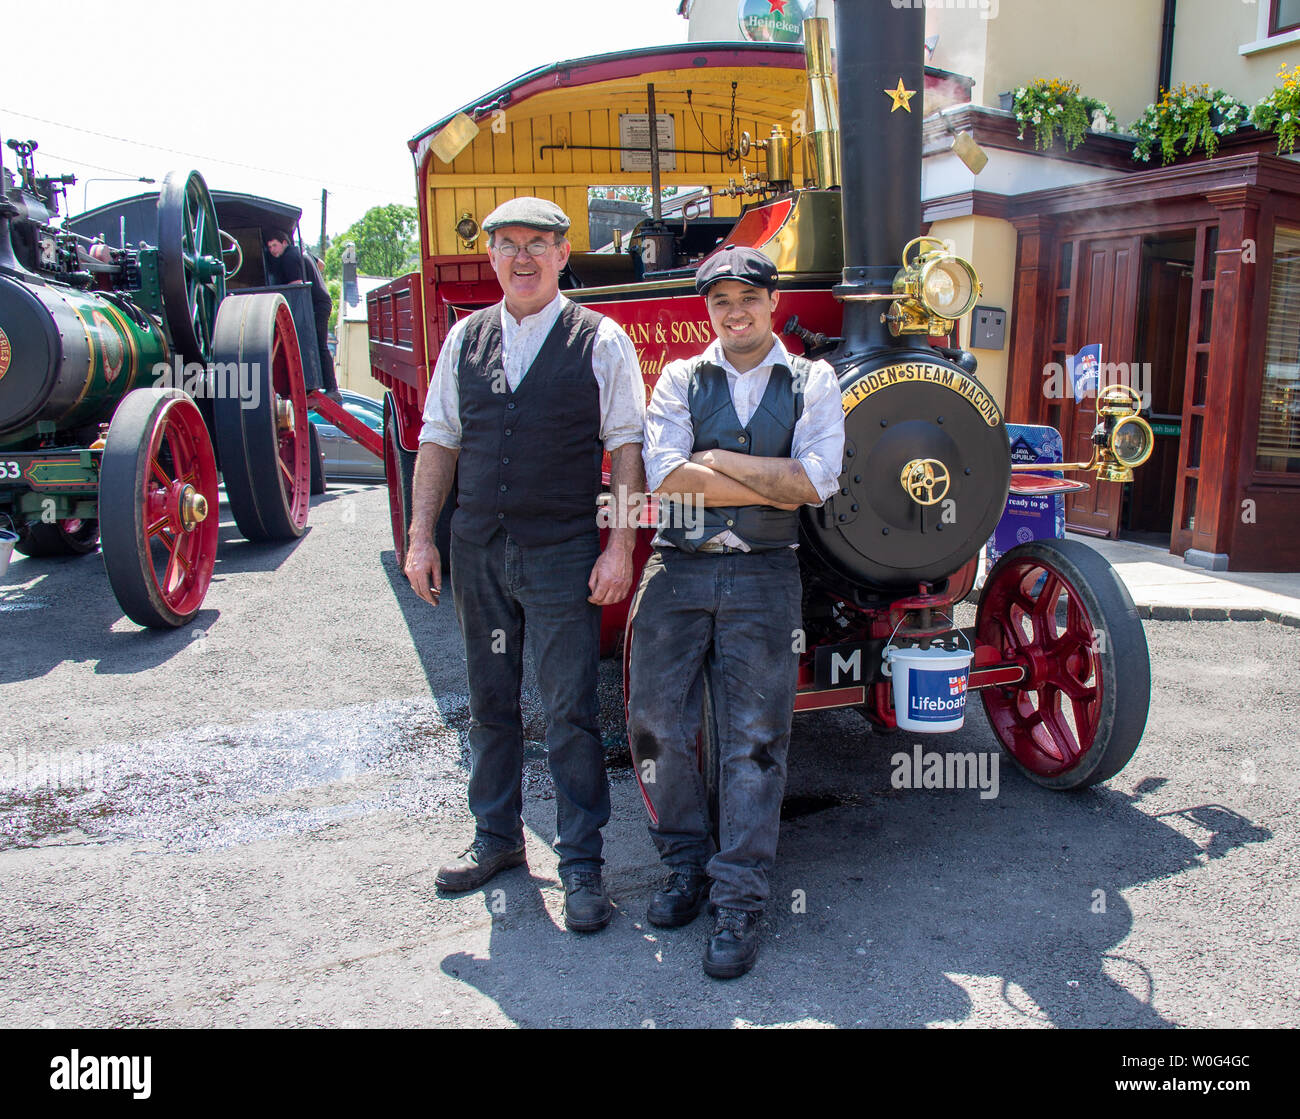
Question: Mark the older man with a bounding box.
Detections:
[404,198,645,933]
[627,246,845,978]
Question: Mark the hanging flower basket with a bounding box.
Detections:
[1250,64,1300,156]
[1010,79,1117,151]
[1130,84,1248,164]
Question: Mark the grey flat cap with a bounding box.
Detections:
[482,197,571,235]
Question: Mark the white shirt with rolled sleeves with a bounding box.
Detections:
[418,291,646,452]
[643,336,845,550]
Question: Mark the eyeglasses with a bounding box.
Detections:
[493,240,557,258]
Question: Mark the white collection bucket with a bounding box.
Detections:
[0,528,18,580]
[883,643,975,734]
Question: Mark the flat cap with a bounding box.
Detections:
[482,196,571,236]
[695,245,779,294]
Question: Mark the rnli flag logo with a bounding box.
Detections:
[1067,343,1103,403]
[949,675,967,696]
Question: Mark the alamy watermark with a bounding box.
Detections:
[0,746,105,791]
[152,356,261,410]
[597,485,705,538]
[891,743,1000,800]
[1042,360,1152,410]
[892,0,999,20]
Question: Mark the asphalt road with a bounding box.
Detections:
[1,485,1296,1028]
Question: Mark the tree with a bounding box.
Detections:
[588,186,679,205]
[322,203,418,281]
[327,279,341,333]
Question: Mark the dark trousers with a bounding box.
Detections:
[626,547,802,912]
[314,306,338,392]
[450,527,609,872]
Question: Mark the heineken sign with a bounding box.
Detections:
[738,0,813,44]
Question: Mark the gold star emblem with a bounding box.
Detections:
[885,79,917,113]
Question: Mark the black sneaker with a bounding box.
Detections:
[434,839,527,892]
[562,867,613,933]
[647,866,710,928]
[703,906,761,980]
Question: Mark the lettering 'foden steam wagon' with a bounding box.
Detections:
[369,0,1157,792]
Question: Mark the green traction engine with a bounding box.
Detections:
[0,140,313,627]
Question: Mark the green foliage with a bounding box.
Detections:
[322,203,419,280]
[1250,64,1300,156]
[1130,85,1248,164]
[588,186,679,204]
[327,279,341,333]
[1012,80,1116,152]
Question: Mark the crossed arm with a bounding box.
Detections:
[657,449,819,510]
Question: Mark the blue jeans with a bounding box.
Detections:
[626,547,802,912]
[450,527,609,872]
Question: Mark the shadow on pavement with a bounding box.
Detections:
[433,718,1272,1028]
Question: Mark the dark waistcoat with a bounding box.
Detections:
[453,301,604,546]
[660,355,808,553]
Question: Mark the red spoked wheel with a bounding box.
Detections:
[212,293,310,541]
[975,538,1150,789]
[383,397,415,567]
[100,388,219,628]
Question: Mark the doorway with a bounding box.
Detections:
[1063,234,1141,537]
[1122,232,1195,547]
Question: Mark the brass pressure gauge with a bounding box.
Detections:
[455,212,480,249]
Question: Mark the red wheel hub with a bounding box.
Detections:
[976,558,1102,777]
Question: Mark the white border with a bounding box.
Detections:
[1240,1,1300,55]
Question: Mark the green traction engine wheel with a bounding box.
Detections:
[157,170,226,365]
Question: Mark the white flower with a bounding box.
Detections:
[1033,111,1042,123]
[1284,112,1292,122]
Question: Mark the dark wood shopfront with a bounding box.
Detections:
[993,150,1300,572]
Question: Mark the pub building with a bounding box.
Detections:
[678,0,1300,571]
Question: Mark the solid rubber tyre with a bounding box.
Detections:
[975,538,1150,789]
[211,293,310,542]
[309,421,326,495]
[99,388,219,628]
[383,403,415,568]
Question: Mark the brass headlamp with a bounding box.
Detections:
[837,236,982,337]
[1094,384,1154,482]
[1010,384,1155,484]
[890,236,981,335]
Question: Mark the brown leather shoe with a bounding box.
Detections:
[435,840,527,892]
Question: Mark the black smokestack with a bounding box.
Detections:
[834,0,925,358]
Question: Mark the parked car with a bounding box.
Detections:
[308,390,384,482]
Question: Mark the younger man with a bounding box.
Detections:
[627,247,845,978]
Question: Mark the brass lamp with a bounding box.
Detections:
[888,236,981,336]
